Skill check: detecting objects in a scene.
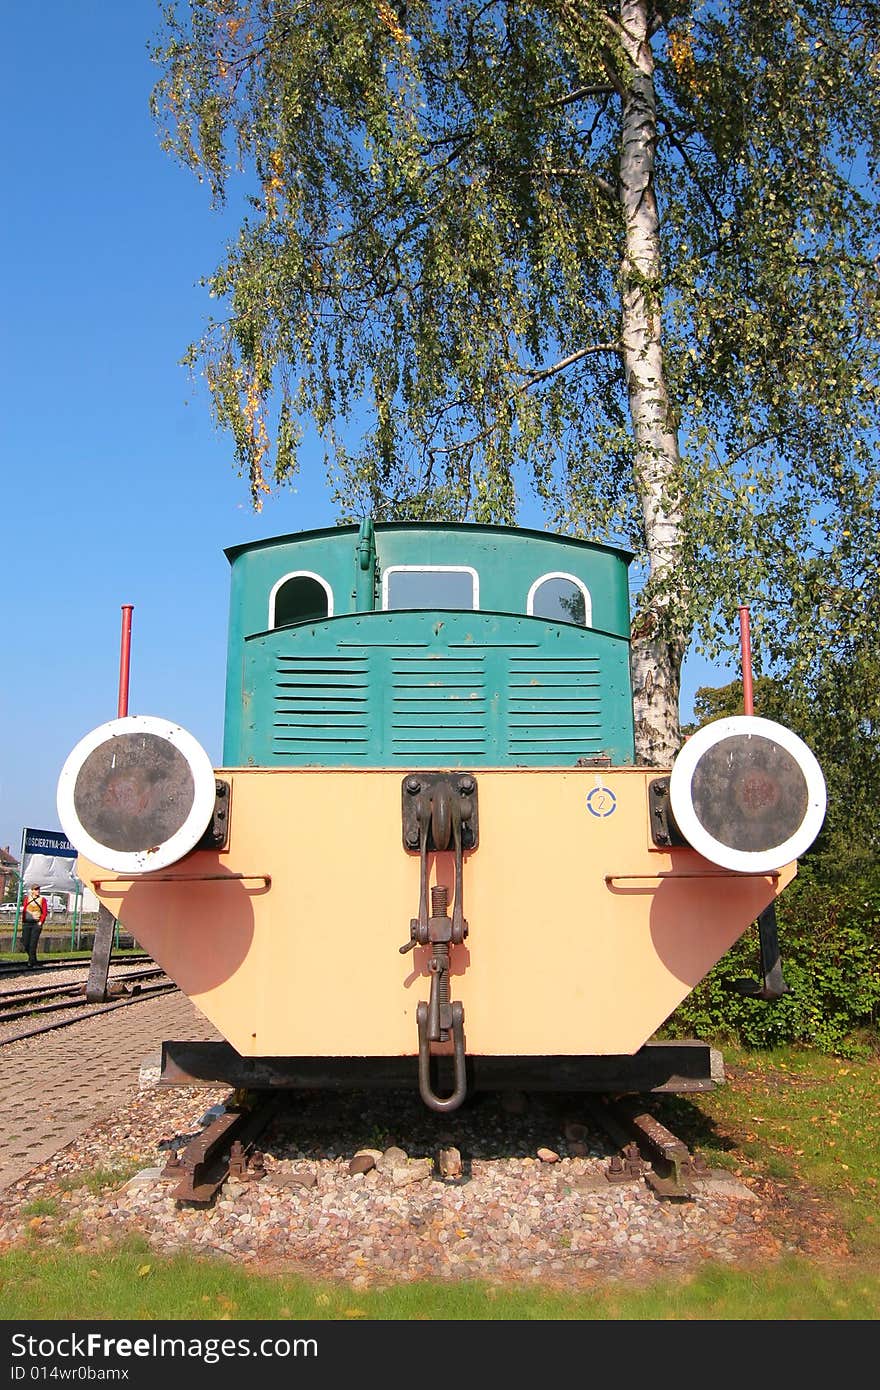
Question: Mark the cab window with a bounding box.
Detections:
[270,572,333,628]
[527,573,591,627]
[382,566,479,610]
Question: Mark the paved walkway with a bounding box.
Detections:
[0,993,222,1193]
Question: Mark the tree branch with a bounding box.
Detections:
[521,343,622,384]
[431,342,622,457]
[656,113,727,232]
[542,83,617,110]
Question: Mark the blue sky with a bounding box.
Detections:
[0,2,730,867]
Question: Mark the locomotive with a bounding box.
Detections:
[56,520,826,1111]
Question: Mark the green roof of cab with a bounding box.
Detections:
[223,520,634,641]
[224,519,634,565]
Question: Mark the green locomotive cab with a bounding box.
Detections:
[222,519,636,769]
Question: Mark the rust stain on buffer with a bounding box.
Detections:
[400,773,479,1112]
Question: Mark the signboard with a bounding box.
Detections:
[23,829,76,859]
[21,827,79,894]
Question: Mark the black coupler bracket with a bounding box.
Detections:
[401,773,479,854]
[400,773,478,1114]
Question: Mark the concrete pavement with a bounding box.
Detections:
[0,992,222,1193]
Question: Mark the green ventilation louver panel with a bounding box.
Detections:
[507,654,603,756]
[231,611,634,767]
[390,652,489,757]
[274,655,371,755]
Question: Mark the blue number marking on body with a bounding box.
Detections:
[586,786,617,818]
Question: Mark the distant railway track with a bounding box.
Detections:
[0,967,168,1022]
[0,952,151,979]
[0,966,177,1046]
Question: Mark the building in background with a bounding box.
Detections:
[0,846,20,901]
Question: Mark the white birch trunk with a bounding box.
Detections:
[617,0,687,766]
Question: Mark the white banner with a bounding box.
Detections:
[20,853,79,894]
[20,828,78,894]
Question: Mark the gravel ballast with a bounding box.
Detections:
[0,1073,814,1292]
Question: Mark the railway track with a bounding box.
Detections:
[162,1088,710,1207]
[0,952,151,979]
[0,959,177,1045]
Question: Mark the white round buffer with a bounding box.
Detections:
[668,715,827,874]
[57,715,218,874]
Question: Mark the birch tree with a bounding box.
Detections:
[152,0,880,764]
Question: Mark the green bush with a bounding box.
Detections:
[662,874,880,1057]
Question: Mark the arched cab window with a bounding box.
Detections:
[382,566,479,610]
[527,572,592,627]
[269,571,333,628]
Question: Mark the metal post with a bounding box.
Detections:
[738,605,754,715]
[97,604,134,975]
[86,904,116,1003]
[118,605,134,717]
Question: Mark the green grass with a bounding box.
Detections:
[1,1044,878,1321]
[0,947,144,963]
[0,1245,873,1317]
[54,1164,145,1197]
[662,1044,880,1260]
[0,1242,877,1321]
[19,1198,59,1219]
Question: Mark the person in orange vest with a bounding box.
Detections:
[21,885,48,968]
